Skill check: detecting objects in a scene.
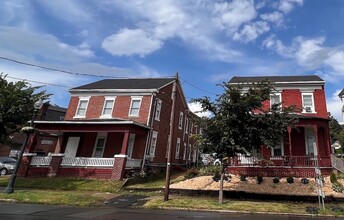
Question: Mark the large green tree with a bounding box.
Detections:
[0,74,49,143]
[194,80,298,203]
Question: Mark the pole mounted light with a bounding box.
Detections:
[3,99,43,194]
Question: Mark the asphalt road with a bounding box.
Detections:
[0,202,341,220]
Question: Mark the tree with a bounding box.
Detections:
[329,113,343,144]
[193,80,298,203]
[0,73,49,143]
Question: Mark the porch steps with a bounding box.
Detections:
[331,154,344,173]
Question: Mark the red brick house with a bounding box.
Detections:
[227,75,332,177]
[20,76,200,180]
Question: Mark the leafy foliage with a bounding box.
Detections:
[240,174,247,181]
[301,178,309,184]
[330,173,338,184]
[256,176,263,184]
[184,169,199,179]
[329,113,344,144]
[332,181,344,193]
[0,74,49,143]
[273,177,280,184]
[286,176,294,184]
[193,80,298,160]
[199,165,221,176]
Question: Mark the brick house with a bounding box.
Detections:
[20,77,200,180]
[227,75,332,177]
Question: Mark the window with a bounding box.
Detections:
[302,93,315,113]
[75,97,89,118]
[149,131,158,156]
[271,141,284,157]
[270,93,281,109]
[175,138,181,159]
[126,134,135,158]
[155,99,162,121]
[129,97,142,116]
[183,143,187,160]
[92,133,107,157]
[178,112,184,129]
[101,97,115,117]
[185,118,189,134]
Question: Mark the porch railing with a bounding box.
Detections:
[331,154,344,172]
[61,157,115,167]
[126,158,142,168]
[30,156,52,166]
[233,155,331,167]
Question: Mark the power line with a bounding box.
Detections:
[6,75,69,88]
[179,76,218,95]
[0,56,127,79]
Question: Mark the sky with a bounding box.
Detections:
[1,0,344,121]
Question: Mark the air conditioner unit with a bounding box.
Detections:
[305,107,312,112]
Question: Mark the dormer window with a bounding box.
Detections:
[270,93,281,110]
[74,97,89,118]
[302,93,315,113]
[101,97,115,118]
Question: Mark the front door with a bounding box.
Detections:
[305,127,317,156]
[65,137,80,157]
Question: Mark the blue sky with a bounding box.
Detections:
[1,0,344,121]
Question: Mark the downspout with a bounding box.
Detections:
[141,92,155,172]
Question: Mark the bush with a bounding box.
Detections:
[330,173,338,183]
[301,178,309,184]
[184,169,199,179]
[273,177,280,184]
[286,176,294,184]
[199,165,221,176]
[332,181,344,193]
[240,174,247,181]
[256,176,263,184]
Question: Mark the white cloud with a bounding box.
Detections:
[260,12,284,27]
[188,102,212,118]
[207,73,232,83]
[327,89,344,123]
[324,51,344,74]
[262,34,294,57]
[278,0,303,14]
[233,21,270,43]
[101,28,163,57]
[213,0,257,34]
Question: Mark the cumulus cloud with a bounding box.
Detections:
[102,28,163,57]
[188,102,212,118]
[262,34,294,57]
[233,21,270,43]
[260,11,284,27]
[327,89,344,123]
[278,0,303,14]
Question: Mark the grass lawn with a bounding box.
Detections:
[125,171,185,188]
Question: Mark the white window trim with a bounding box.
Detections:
[175,138,181,159]
[270,141,284,158]
[185,118,189,134]
[74,97,90,118]
[126,133,135,158]
[100,97,116,118]
[178,112,184,129]
[129,97,142,117]
[149,131,158,156]
[302,93,316,113]
[270,93,282,109]
[92,132,107,157]
[155,99,162,121]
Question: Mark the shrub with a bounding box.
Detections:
[330,173,338,183]
[199,165,221,176]
[240,174,247,181]
[212,171,221,182]
[184,169,199,179]
[256,176,263,184]
[332,181,344,193]
[286,176,294,184]
[301,178,309,184]
[273,177,280,184]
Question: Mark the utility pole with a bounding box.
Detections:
[164,73,178,201]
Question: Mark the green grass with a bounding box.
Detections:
[0,176,124,193]
[0,189,105,206]
[125,171,185,188]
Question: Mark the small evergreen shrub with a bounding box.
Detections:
[332,181,344,193]
[286,176,294,184]
[301,178,309,184]
[240,174,247,181]
[212,171,221,182]
[256,176,263,184]
[273,177,280,184]
[330,173,338,183]
[184,169,199,179]
[199,165,221,176]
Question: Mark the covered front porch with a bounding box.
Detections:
[228,118,333,177]
[20,120,150,180]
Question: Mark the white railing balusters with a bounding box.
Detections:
[61,157,114,167]
[126,158,142,168]
[30,156,52,166]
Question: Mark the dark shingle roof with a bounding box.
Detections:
[71,78,175,90]
[339,89,344,98]
[229,75,324,84]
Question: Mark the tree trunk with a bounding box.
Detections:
[219,171,224,204]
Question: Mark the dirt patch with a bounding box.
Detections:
[171,175,344,197]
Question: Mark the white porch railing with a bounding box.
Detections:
[331,154,344,172]
[126,158,142,168]
[61,157,114,167]
[30,156,52,166]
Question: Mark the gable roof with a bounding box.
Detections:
[229,75,324,84]
[71,78,175,91]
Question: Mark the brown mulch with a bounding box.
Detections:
[170,175,344,197]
